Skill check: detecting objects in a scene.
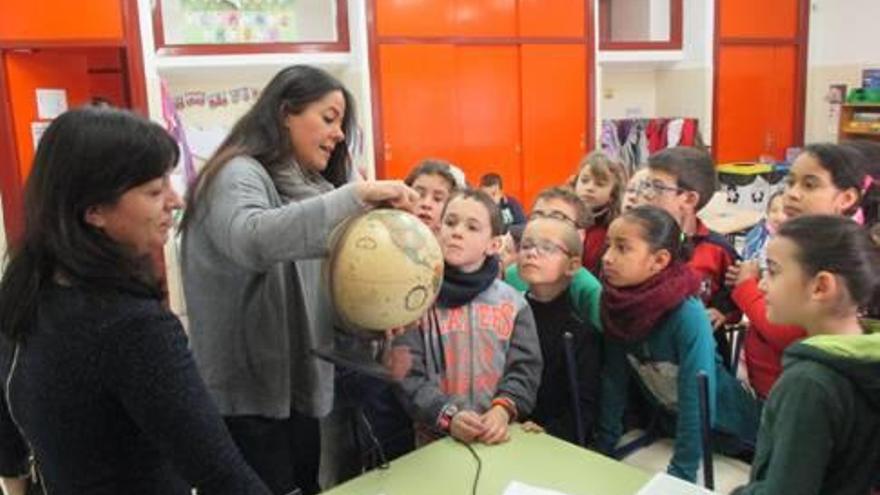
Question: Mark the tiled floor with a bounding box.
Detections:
[618,432,751,494]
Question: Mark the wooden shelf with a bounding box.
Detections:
[841,129,880,137]
[842,102,880,108]
[839,102,880,141]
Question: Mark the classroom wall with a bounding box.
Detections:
[804,0,880,143]
[599,0,713,142]
[601,69,658,119]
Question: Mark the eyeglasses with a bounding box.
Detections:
[529,210,578,227]
[519,238,571,257]
[635,179,685,200]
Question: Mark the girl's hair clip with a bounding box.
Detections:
[863,175,875,194]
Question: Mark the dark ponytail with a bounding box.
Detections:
[777,215,880,313]
[621,205,692,263]
[840,140,880,226]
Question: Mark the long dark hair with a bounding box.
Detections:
[180,65,356,230]
[0,107,179,341]
[777,215,880,313]
[620,205,691,263]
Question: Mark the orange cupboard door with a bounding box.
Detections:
[715,45,796,163]
[375,0,516,37]
[518,0,585,37]
[718,0,799,39]
[375,0,455,37]
[4,51,91,182]
[378,44,460,180]
[453,45,521,194]
[520,44,587,210]
[0,0,123,41]
[454,0,517,37]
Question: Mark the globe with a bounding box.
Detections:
[325,208,444,332]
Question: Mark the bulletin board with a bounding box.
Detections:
[153,0,348,54]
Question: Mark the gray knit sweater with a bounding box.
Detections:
[181,155,364,418]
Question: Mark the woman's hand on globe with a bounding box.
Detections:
[356,180,420,212]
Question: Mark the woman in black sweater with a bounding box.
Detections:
[0,107,271,494]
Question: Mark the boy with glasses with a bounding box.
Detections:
[517,217,601,446]
[504,187,603,331]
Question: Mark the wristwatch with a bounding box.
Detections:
[437,403,460,432]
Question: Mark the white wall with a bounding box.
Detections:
[601,69,658,119]
[804,0,880,143]
[598,0,714,143]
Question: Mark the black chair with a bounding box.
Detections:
[697,370,715,490]
[562,332,587,448]
[721,323,748,372]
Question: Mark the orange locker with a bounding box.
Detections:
[718,0,799,39]
[455,0,517,37]
[373,1,592,209]
[375,0,455,37]
[0,0,124,42]
[379,44,460,180]
[453,46,521,196]
[715,45,797,163]
[379,45,522,192]
[4,51,92,181]
[375,0,517,37]
[518,0,585,38]
[520,44,588,209]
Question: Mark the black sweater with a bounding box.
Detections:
[526,289,601,446]
[0,285,270,494]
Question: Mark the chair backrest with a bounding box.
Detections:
[696,371,714,490]
[563,332,587,448]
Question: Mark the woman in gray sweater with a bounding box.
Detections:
[180,65,417,495]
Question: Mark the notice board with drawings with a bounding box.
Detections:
[156,0,338,46]
[161,67,368,191]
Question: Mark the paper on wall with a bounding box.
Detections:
[31,121,50,151]
[35,89,68,119]
[185,125,229,160]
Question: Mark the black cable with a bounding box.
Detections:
[358,409,390,470]
[458,440,482,495]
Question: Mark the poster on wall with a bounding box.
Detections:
[825,83,847,136]
[158,0,337,45]
[863,69,880,90]
[35,88,68,120]
[31,121,51,151]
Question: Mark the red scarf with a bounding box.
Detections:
[601,263,701,343]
